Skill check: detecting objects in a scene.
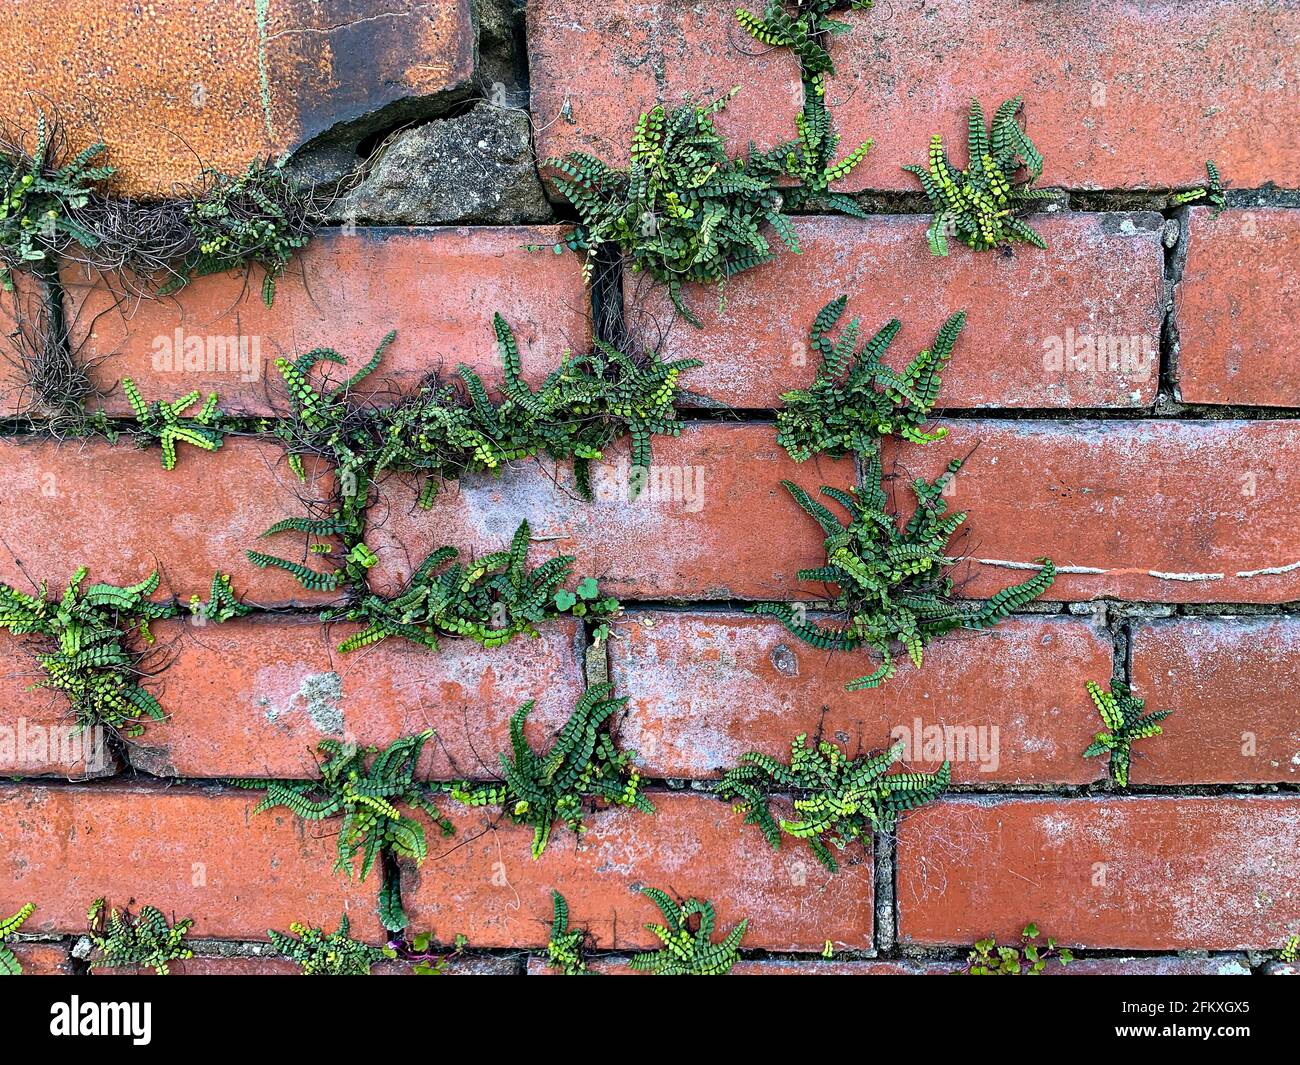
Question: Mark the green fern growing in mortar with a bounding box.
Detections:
[1169,160,1227,216]
[963,923,1073,975]
[720,733,948,871]
[319,520,619,655]
[628,888,747,976]
[1081,680,1172,788]
[546,891,592,975]
[119,378,229,470]
[777,296,964,461]
[86,898,194,975]
[904,96,1053,255]
[753,454,1055,689]
[0,112,112,289]
[228,731,452,931]
[446,683,653,858]
[0,903,35,975]
[545,87,869,326]
[269,914,392,975]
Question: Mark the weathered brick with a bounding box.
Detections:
[897,797,1300,950]
[0,437,335,607]
[1052,955,1251,976]
[1129,616,1300,785]
[368,423,853,600]
[1176,207,1300,406]
[0,783,384,941]
[884,419,1300,604]
[63,227,591,415]
[0,633,119,778]
[607,611,1111,784]
[0,0,475,198]
[525,956,958,975]
[0,276,50,417]
[8,941,74,975]
[129,616,584,780]
[628,213,1164,408]
[824,2,1300,192]
[101,953,513,975]
[402,792,872,951]
[528,0,802,178]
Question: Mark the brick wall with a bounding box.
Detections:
[1,0,1296,976]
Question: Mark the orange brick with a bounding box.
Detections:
[897,797,1300,950]
[1176,207,1300,406]
[62,227,592,416]
[884,419,1300,604]
[402,792,872,952]
[0,276,50,417]
[7,941,74,975]
[628,213,1164,408]
[0,437,335,607]
[1129,617,1300,785]
[0,783,384,941]
[0,0,475,198]
[528,0,802,178]
[824,3,1300,192]
[0,633,120,778]
[129,616,583,779]
[368,423,854,600]
[607,611,1111,785]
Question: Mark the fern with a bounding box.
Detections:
[160,159,316,306]
[0,112,112,289]
[187,572,252,624]
[777,297,964,461]
[0,903,35,976]
[545,86,868,326]
[963,923,1073,975]
[1169,160,1228,216]
[0,567,184,734]
[118,379,230,470]
[259,319,696,592]
[546,890,592,975]
[753,459,1054,688]
[446,684,653,858]
[628,888,746,975]
[735,1,873,80]
[1081,680,1172,788]
[720,733,948,870]
[269,914,392,975]
[321,520,619,655]
[904,97,1051,255]
[86,898,193,975]
[232,732,452,931]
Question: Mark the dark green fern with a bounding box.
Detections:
[546,891,592,975]
[753,456,1054,688]
[1170,160,1227,216]
[904,97,1052,255]
[269,914,392,975]
[86,898,194,975]
[719,733,948,870]
[319,520,619,655]
[228,731,451,931]
[1081,680,1172,788]
[446,683,653,858]
[777,297,964,461]
[628,888,746,975]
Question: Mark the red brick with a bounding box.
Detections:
[897,797,1300,950]
[1051,956,1251,976]
[402,792,872,952]
[1176,208,1300,406]
[824,3,1300,192]
[0,276,49,417]
[63,227,591,416]
[7,941,73,975]
[128,615,583,779]
[1129,616,1300,785]
[1266,961,1299,976]
[0,437,336,608]
[0,783,384,941]
[528,0,802,179]
[0,634,119,778]
[368,423,853,600]
[0,0,475,198]
[886,419,1300,604]
[607,611,1111,784]
[628,213,1164,408]
[526,956,958,975]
